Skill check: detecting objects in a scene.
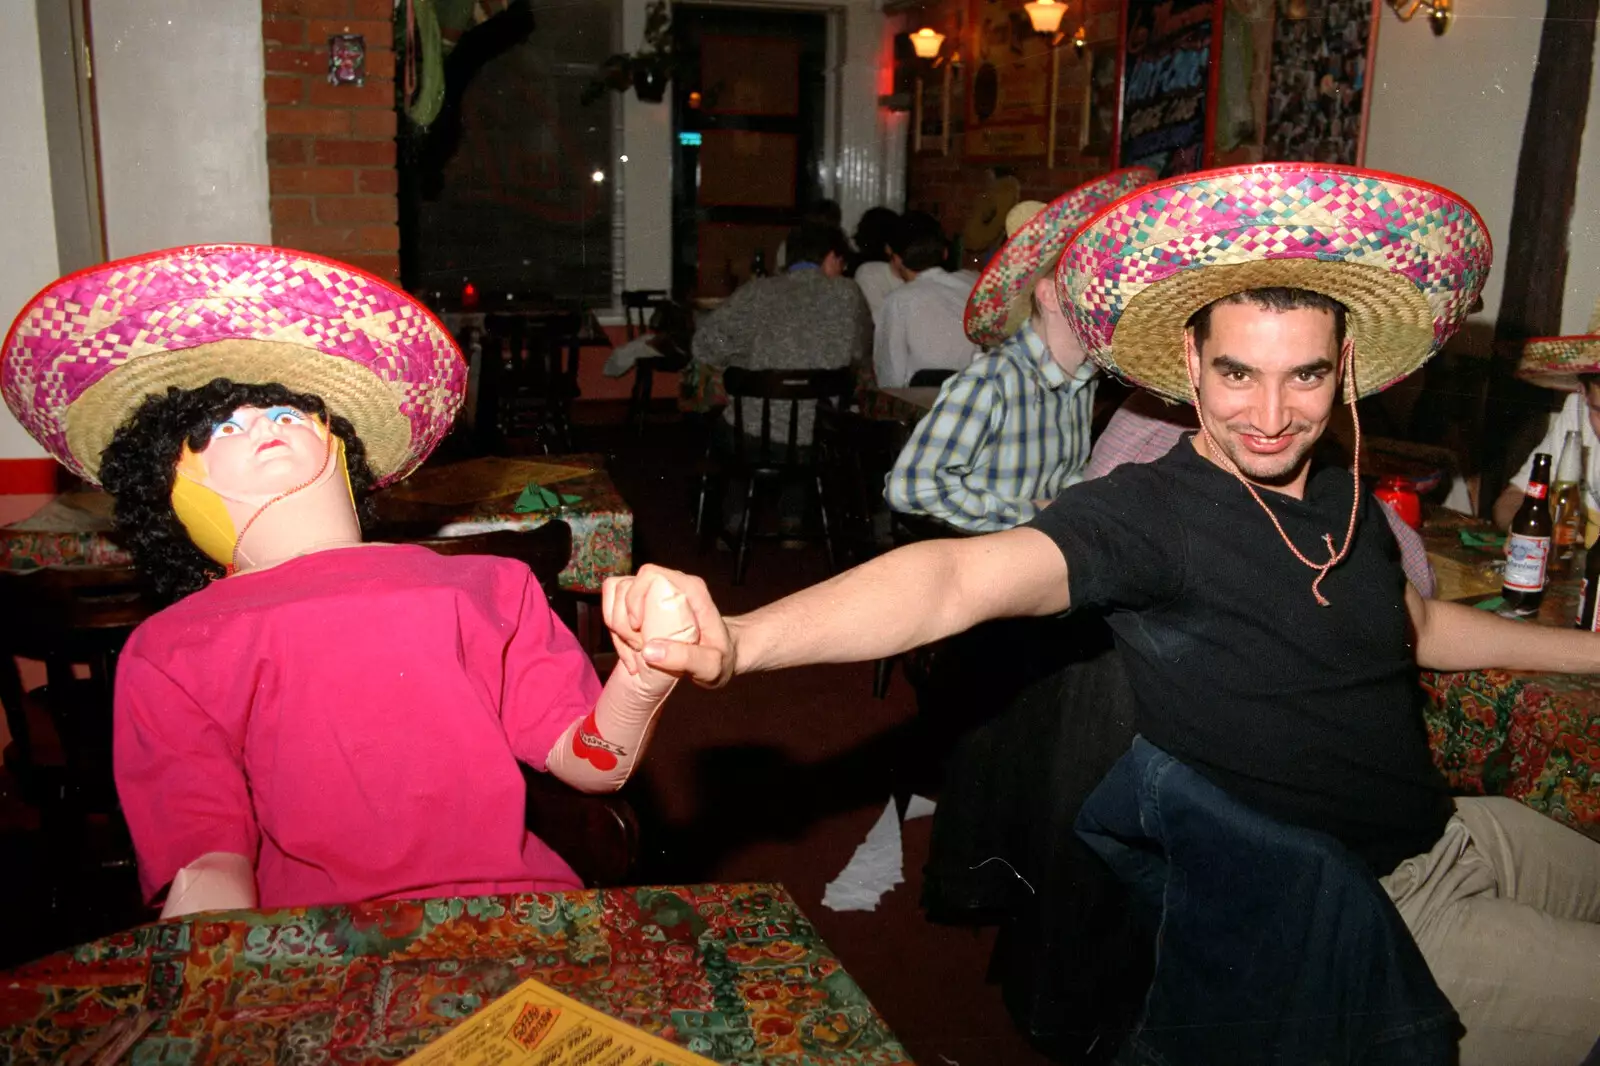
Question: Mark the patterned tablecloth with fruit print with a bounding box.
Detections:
[0,882,913,1065]
[1420,513,1600,841]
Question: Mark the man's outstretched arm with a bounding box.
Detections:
[1406,584,1600,673]
[603,527,1072,687]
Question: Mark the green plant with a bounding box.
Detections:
[581,0,677,104]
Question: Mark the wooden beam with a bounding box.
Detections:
[1480,0,1599,515]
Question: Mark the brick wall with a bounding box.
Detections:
[261,0,400,280]
[906,0,1129,243]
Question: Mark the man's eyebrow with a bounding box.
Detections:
[1210,355,1255,375]
[1289,358,1336,375]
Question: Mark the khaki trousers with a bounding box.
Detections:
[1380,797,1600,1065]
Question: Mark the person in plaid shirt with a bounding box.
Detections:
[881,170,1159,533]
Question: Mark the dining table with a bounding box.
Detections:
[0,455,633,597]
[0,882,914,1065]
[1419,510,1600,841]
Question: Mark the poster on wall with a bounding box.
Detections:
[1118,0,1224,177]
[965,0,1054,160]
[1264,0,1378,164]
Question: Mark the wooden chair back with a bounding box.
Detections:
[481,312,583,452]
[721,366,854,470]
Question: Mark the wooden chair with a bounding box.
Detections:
[622,290,691,435]
[480,312,583,454]
[695,366,855,585]
[416,526,640,886]
[0,565,156,941]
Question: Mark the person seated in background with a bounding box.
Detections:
[1494,328,1600,540]
[872,211,978,388]
[885,169,1156,532]
[777,198,843,270]
[691,220,872,449]
[851,206,904,317]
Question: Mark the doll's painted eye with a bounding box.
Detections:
[210,420,243,439]
[265,406,309,426]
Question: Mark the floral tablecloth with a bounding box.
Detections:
[372,454,632,594]
[1420,514,1600,841]
[1,456,632,596]
[0,883,912,1065]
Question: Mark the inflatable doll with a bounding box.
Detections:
[1,245,696,917]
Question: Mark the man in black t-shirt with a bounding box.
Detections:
[605,166,1600,1063]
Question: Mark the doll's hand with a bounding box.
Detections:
[603,565,732,687]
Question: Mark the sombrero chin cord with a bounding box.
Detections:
[1184,346,1362,607]
[225,431,337,577]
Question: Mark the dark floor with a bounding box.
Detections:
[0,403,1055,1066]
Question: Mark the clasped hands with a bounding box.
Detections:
[602,564,735,688]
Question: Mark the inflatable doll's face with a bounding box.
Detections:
[198,405,331,497]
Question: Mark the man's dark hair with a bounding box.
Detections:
[852,207,901,264]
[98,378,378,602]
[786,222,851,268]
[889,211,949,274]
[802,198,843,228]
[1187,287,1348,348]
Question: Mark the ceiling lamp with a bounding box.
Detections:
[1024,0,1068,35]
[910,27,945,59]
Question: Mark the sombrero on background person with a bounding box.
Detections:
[964,166,1159,348]
[1056,164,1493,403]
[960,174,1023,256]
[1,244,465,487]
[1518,296,1600,391]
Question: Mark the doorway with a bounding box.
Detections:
[670,5,830,299]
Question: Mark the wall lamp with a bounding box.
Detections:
[1388,0,1453,35]
[910,27,945,59]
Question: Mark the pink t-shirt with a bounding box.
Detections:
[114,543,601,908]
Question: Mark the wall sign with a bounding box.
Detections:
[1117,0,1224,177]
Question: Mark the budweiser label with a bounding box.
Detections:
[1504,533,1551,592]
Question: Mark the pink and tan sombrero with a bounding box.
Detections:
[964,166,1158,348]
[1518,296,1600,391]
[1056,164,1492,403]
[1,244,465,487]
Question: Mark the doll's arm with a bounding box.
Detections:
[159,851,258,918]
[546,572,698,793]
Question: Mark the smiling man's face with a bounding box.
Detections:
[1185,300,1346,493]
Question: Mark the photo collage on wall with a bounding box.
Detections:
[1264,0,1376,164]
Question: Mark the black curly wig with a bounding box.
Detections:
[98,378,379,602]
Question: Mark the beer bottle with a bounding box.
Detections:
[1502,453,1554,617]
[1577,542,1600,631]
[752,250,768,278]
[1551,430,1585,576]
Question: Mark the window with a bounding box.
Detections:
[402,0,618,308]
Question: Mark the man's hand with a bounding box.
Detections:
[602,565,735,688]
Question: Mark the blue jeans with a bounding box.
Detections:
[1076,737,1460,1066]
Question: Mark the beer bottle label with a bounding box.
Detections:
[1504,534,1551,592]
[1526,482,1549,500]
[1580,579,1600,631]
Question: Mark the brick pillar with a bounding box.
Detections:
[261,0,400,280]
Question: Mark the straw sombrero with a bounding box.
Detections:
[1056,164,1492,403]
[2,244,465,487]
[1518,297,1600,391]
[964,167,1158,348]
[960,175,1023,255]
